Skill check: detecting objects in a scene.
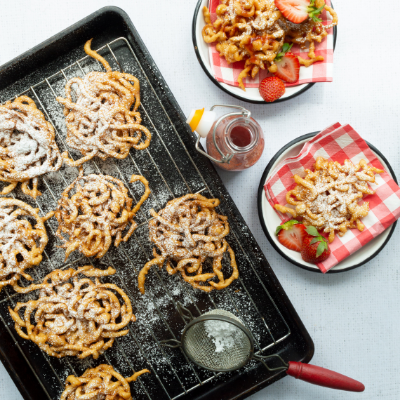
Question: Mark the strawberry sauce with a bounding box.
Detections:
[206,116,264,171]
[229,126,252,148]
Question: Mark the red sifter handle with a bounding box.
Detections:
[287,362,365,392]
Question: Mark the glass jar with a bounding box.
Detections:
[187,105,264,171]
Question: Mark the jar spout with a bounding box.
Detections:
[187,109,216,138]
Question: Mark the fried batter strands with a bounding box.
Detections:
[202,0,338,90]
[9,266,136,359]
[274,157,384,242]
[0,96,62,198]
[84,38,112,72]
[55,168,150,259]
[61,364,150,400]
[56,39,151,167]
[138,193,238,294]
[0,198,53,293]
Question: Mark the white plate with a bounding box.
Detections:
[192,0,337,104]
[257,132,398,273]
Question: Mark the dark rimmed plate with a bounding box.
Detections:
[257,132,398,273]
[192,0,337,104]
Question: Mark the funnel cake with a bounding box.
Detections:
[274,157,384,243]
[0,96,62,198]
[202,0,338,90]
[0,198,52,293]
[56,39,151,167]
[61,364,150,400]
[9,265,135,359]
[138,194,238,294]
[55,168,150,259]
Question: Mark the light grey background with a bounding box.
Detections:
[0,1,399,399]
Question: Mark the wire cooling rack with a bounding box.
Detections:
[0,37,292,400]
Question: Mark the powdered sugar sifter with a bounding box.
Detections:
[161,303,365,393]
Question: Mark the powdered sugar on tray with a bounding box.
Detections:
[204,319,239,353]
[0,37,291,399]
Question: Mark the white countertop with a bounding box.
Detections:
[1,1,399,399]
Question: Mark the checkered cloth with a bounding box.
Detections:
[208,0,335,88]
[264,123,400,273]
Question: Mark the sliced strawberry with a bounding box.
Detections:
[259,76,285,103]
[276,220,307,252]
[275,52,300,83]
[275,0,325,24]
[300,226,331,263]
[275,0,309,24]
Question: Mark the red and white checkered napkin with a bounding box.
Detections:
[208,0,334,88]
[264,123,400,273]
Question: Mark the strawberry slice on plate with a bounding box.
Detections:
[275,220,306,252]
[275,52,300,83]
[275,0,325,24]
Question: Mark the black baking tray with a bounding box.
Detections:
[0,7,313,400]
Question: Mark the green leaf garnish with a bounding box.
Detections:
[275,219,300,236]
[316,241,327,257]
[274,43,293,62]
[305,225,329,257]
[306,225,319,237]
[307,0,325,23]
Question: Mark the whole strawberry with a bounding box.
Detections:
[259,76,285,103]
[301,226,331,263]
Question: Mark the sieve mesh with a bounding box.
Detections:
[182,309,253,371]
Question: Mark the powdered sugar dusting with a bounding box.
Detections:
[204,319,239,353]
[0,37,291,399]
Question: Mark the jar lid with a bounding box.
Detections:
[186,109,216,138]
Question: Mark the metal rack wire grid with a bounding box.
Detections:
[0,37,291,400]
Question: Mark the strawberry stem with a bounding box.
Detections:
[307,1,325,23]
[316,240,328,257]
[305,225,328,257]
[274,43,293,62]
[275,219,299,235]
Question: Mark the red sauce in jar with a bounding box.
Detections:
[205,116,264,171]
[229,126,252,148]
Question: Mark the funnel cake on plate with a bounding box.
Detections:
[0,198,52,293]
[138,194,238,294]
[9,265,136,359]
[54,168,150,260]
[274,157,384,243]
[202,0,338,89]
[56,39,151,167]
[61,364,150,400]
[0,96,62,198]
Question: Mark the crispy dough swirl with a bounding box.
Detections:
[0,198,52,292]
[202,0,338,90]
[9,266,136,359]
[56,39,151,167]
[138,194,238,294]
[274,157,384,242]
[61,364,150,400]
[55,168,150,259]
[0,96,62,198]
